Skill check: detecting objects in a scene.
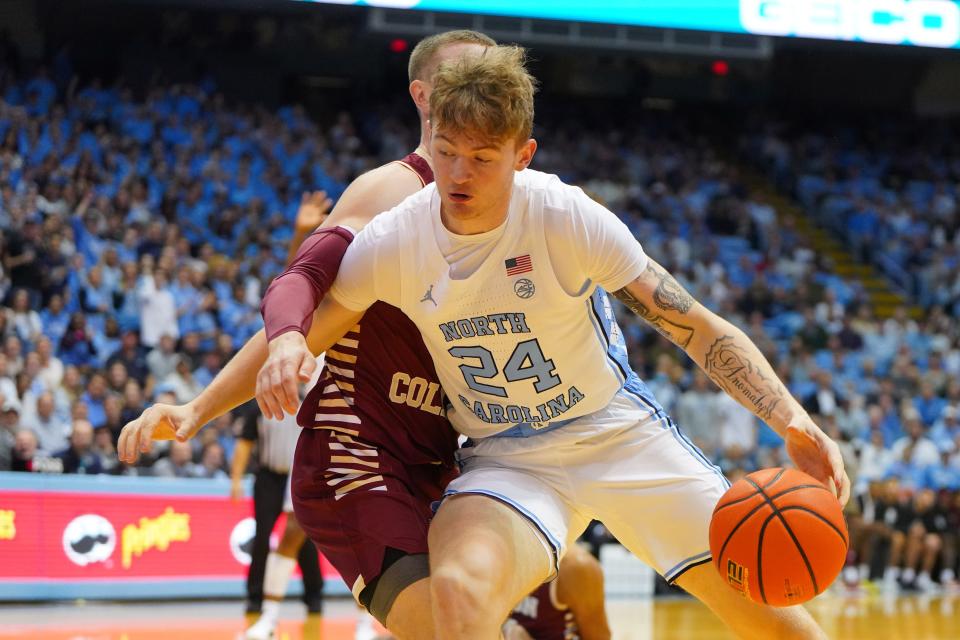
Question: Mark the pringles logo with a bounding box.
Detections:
[0,509,15,540]
[121,507,191,569]
[229,517,256,566]
[63,514,116,566]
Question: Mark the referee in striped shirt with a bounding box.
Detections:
[231,190,334,616]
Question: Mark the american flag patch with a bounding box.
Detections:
[505,254,533,276]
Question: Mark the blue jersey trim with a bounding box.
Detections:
[620,377,667,421]
[585,298,626,385]
[664,550,713,582]
[593,290,634,380]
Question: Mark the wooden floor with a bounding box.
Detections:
[1,592,958,639]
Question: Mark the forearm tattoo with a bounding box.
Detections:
[612,287,695,348]
[648,264,694,313]
[703,336,786,421]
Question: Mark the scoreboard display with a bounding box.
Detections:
[302,0,960,49]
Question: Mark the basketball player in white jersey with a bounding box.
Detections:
[256,46,850,639]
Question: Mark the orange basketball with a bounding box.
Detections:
[708,467,848,606]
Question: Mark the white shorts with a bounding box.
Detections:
[443,391,730,583]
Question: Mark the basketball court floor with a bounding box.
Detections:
[2,592,958,639]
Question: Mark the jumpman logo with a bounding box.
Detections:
[421,284,437,306]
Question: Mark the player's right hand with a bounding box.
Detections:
[117,402,202,464]
[295,190,333,232]
[257,331,316,420]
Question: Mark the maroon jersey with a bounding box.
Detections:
[510,582,580,640]
[267,152,456,473]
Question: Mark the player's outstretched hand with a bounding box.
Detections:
[784,420,851,507]
[296,190,333,232]
[117,403,202,464]
[258,331,316,420]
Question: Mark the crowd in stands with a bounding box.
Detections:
[745,119,960,313]
[0,57,378,477]
[1,54,959,593]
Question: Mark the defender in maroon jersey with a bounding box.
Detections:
[116,31,496,640]
[264,151,460,622]
[506,545,611,640]
[508,583,580,640]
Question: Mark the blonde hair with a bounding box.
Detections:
[408,30,496,83]
[430,45,537,145]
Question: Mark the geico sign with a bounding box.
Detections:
[741,0,960,47]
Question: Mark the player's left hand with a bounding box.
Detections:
[295,190,333,232]
[784,421,851,507]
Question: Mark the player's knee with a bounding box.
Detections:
[430,566,480,617]
[277,522,306,553]
[430,557,502,618]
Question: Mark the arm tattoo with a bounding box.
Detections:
[612,287,695,348]
[647,264,694,314]
[703,336,786,421]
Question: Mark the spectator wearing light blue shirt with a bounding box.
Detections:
[79,373,109,430]
[930,405,959,450]
[192,350,223,389]
[924,448,960,491]
[58,312,96,368]
[169,265,203,336]
[79,265,114,318]
[913,381,948,428]
[891,410,942,469]
[218,282,260,349]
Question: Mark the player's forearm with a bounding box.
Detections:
[262,271,319,340]
[303,300,365,355]
[613,267,804,437]
[686,315,804,437]
[189,330,266,425]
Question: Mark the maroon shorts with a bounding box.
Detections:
[291,427,456,600]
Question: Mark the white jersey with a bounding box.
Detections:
[332,169,659,439]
